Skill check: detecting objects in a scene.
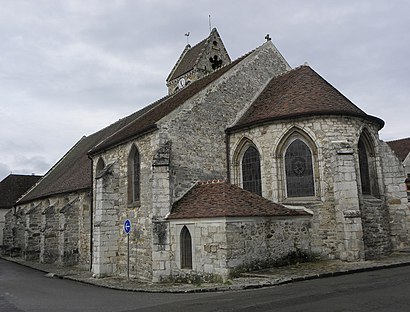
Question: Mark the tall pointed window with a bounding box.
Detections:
[96,158,105,178]
[128,145,140,204]
[242,146,262,196]
[358,138,371,195]
[285,139,315,197]
[180,226,192,269]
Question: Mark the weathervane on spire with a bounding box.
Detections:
[185,32,190,45]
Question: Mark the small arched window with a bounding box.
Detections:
[96,158,105,178]
[128,145,140,204]
[180,226,192,269]
[285,139,315,197]
[241,146,262,196]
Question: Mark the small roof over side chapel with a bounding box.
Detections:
[166,28,231,94]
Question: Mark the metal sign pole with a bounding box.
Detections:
[124,219,131,280]
[127,233,130,280]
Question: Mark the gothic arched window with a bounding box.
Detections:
[357,133,380,196]
[285,139,315,197]
[241,146,262,196]
[128,145,140,204]
[180,226,192,269]
[96,158,105,178]
[358,138,371,195]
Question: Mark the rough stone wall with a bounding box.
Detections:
[2,209,16,252]
[41,203,59,264]
[225,217,312,270]
[167,216,311,281]
[228,116,394,260]
[91,134,155,280]
[14,207,25,255]
[360,197,392,259]
[168,220,229,282]
[59,196,81,266]
[0,209,8,246]
[24,204,41,261]
[2,191,91,266]
[380,142,410,250]
[158,42,291,202]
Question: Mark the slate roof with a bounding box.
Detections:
[167,39,208,82]
[168,181,310,219]
[228,65,384,132]
[166,28,222,82]
[0,174,42,208]
[90,53,250,155]
[387,137,410,162]
[17,115,135,204]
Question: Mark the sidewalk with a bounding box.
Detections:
[2,251,410,293]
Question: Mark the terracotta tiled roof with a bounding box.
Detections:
[0,174,42,208]
[387,137,410,162]
[90,53,250,154]
[228,65,384,132]
[168,181,310,219]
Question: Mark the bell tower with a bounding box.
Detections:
[166,28,231,95]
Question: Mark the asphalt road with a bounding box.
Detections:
[1,258,410,312]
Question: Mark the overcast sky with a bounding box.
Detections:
[1,0,409,181]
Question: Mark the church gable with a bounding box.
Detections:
[166,28,231,94]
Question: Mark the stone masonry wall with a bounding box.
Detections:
[158,42,291,202]
[226,217,312,271]
[24,204,41,261]
[168,220,229,282]
[380,142,410,250]
[228,116,390,260]
[2,209,16,253]
[2,191,91,267]
[92,134,155,280]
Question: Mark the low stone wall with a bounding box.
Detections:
[167,216,312,282]
[2,191,91,267]
[226,217,312,272]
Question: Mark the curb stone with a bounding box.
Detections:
[2,254,410,293]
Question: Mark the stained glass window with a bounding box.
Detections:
[285,139,315,197]
[242,146,262,196]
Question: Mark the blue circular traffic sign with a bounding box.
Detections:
[124,219,131,234]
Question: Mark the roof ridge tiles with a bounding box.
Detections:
[197,179,227,185]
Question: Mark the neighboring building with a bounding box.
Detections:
[387,137,410,200]
[4,29,410,282]
[0,174,41,248]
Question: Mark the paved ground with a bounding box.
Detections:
[2,251,410,293]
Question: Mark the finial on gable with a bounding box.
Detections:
[185,32,190,45]
[265,34,271,41]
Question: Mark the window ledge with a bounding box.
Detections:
[281,197,322,206]
[127,201,141,208]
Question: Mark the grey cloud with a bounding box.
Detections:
[0,0,409,180]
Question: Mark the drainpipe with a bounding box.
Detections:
[87,154,94,272]
[225,132,231,183]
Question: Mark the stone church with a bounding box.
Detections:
[3,29,409,283]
